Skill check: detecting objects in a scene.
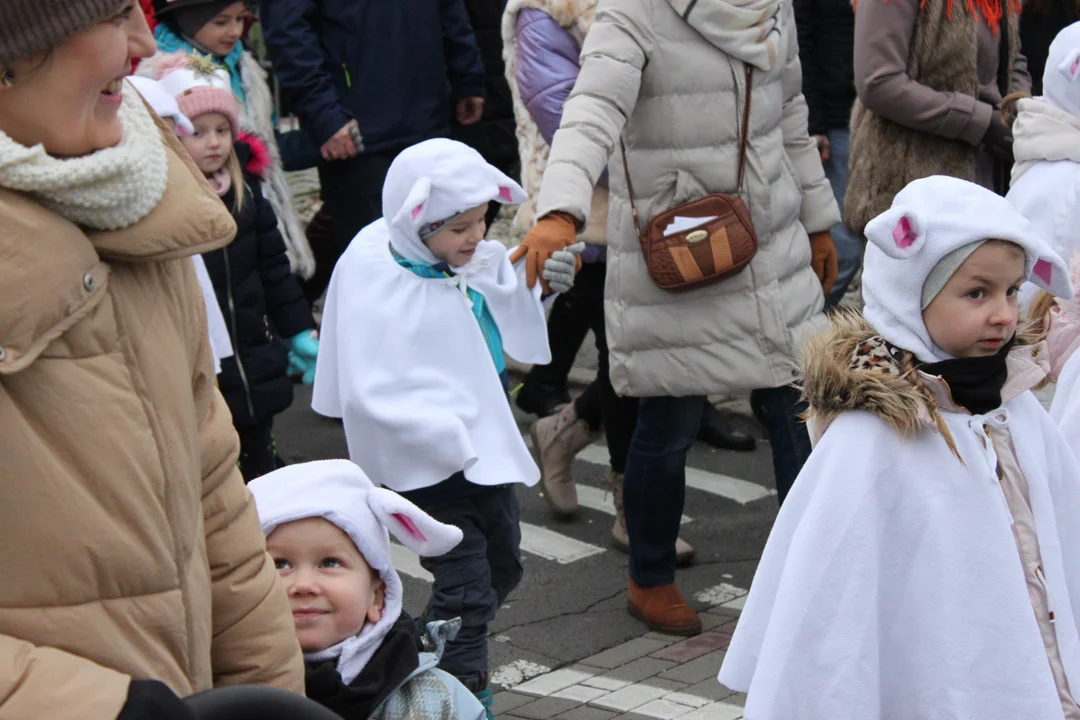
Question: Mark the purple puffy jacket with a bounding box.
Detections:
[515,8,606,262]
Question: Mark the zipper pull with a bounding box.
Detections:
[342,63,352,88]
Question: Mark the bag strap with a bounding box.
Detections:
[620,64,754,237]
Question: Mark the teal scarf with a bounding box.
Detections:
[154,23,247,109]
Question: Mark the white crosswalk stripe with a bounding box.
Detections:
[575,484,692,525]
[575,443,776,505]
[519,521,605,563]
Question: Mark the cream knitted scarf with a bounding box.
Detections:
[0,80,168,230]
[667,0,785,71]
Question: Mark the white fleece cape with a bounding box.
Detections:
[312,139,549,492]
[719,393,1080,720]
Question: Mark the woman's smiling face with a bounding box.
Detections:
[0,2,156,157]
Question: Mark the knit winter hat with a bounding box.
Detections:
[145,52,239,137]
[153,0,246,40]
[1043,21,1080,117]
[863,175,1072,363]
[126,75,195,136]
[920,242,987,308]
[0,0,127,66]
[249,460,463,684]
[385,138,527,265]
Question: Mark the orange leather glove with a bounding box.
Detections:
[809,231,838,297]
[510,211,579,293]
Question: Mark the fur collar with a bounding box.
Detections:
[802,311,1048,444]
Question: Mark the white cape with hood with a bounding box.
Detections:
[312,139,549,493]
[719,394,1080,720]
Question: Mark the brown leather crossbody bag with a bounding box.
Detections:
[620,65,758,293]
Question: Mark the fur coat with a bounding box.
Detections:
[844,0,1021,234]
[502,0,610,244]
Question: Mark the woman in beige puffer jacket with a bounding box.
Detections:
[513,0,840,635]
[0,2,304,718]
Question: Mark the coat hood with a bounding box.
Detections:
[1042,20,1080,117]
[383,139,526,266]
[802,311,1049,443]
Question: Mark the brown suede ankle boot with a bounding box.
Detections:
[626,579,702,636]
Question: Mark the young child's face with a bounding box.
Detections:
[922,240,1026,358]
[424,203,489,267]
[266,517,386,653]
[192,1,247,57]
[179,112,233,175]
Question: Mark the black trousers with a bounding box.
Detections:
[317,149,402,252]
[403,480,523,684]
[236,418,280,483]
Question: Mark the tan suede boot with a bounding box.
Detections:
[607,469,695,567]
[627,578,702,636]
[531,403,600,517]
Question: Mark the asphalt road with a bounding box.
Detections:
[274,384,780,688]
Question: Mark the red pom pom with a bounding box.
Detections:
[238,132,272,179]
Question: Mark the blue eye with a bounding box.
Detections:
[320,557,343,569]
[274,558,291,570]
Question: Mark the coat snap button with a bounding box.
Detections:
[83,272,96,292]
[1032,348,1041,357]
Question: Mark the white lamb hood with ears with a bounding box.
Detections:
[383,138,527,265]
[862,175,1072,363]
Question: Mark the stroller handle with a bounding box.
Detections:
[185,686,345,720]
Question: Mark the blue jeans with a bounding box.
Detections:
[823,128,862,306]
[623,386,811,587]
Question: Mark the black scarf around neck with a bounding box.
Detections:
[304,614,422,719]
[919,337,1016,415]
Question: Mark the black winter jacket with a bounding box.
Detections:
[202,141,316,427]
[259,0,486,154]
[451,0,519,177]
[794,0,856,136]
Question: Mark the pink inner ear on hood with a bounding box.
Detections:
[392,513,428,542]
[1034,258,1054,285]
[892,216,916,249]
[498,186,513,202]
[412,203,424,220]
[1072,55,1080,76]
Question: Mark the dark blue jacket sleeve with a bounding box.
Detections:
[259,0,354,147]
[794,0,825,136]
[439,0,486,100]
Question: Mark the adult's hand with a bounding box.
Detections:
[981,114,1014,164]
[510,212,578,293]
[813,135,830,163]
[456,97,485,126]
[320,119,361,162]
[116,680,197,720]
[809,231,838,297]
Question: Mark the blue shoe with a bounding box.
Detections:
[475,686,494,720]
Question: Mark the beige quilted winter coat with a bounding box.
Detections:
[536,0,839,397]
[0,119,304,719]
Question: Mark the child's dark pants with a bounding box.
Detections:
[402,474,523,687]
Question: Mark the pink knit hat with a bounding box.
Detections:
[141,52,239,137]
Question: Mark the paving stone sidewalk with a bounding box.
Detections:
[492,597,748,720]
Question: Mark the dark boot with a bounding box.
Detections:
[697,403,756,452]
[515,379,572,418]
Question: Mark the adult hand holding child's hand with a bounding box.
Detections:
[510,212,579,293]
[321,120,362,162]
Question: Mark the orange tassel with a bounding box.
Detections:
[914,0,1020,33]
